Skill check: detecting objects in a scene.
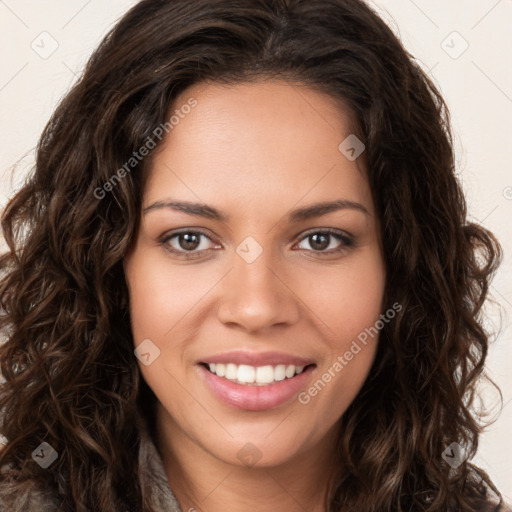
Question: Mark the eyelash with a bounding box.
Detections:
[159,228,355,260]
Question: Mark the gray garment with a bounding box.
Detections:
[0,421,182,512]
[138,422,183,512]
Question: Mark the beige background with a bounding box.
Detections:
[0,0,510,501]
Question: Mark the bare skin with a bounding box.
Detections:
[124,79,386,512]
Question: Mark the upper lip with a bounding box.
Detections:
[200,350,315,367]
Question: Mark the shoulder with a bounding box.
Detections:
[491,500,512,512]
[0,475,60,512]
[495,498,512,512]
[463,464,512,512]
[0,437,59,510]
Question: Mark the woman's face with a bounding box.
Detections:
[124,80,386,469]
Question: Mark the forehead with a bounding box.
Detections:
[161,79,359,158]
[145,80,373,217]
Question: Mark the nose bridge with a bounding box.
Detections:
[216,235,299,332]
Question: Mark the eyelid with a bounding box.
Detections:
[297,227,353,241]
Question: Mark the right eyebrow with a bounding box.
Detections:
[143,200,227,222]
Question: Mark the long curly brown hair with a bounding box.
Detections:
[0,0,505,511]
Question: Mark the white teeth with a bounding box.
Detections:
[216,363,226,377]
[274,364,286,381]
[205,362,309,385]
[237,364,255,383]
[256,365,274,384]
[285,365,295,378]
[225,363,237,380]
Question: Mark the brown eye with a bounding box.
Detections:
[296,229,354,255]
[160,230,219,258]
[308,233,330,251]
[177,233,201,251]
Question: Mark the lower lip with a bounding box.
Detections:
[199,364,315,411]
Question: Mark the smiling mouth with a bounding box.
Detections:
[200,362,316,386]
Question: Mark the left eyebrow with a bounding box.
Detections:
[142,198,370,222]
[287,199,370,222]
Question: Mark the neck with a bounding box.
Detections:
[155,409,338,512]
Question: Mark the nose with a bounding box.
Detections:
[216,244,301,334]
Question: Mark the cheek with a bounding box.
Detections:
[293,251,385,414]
[296,308,380,426]
[125,251,224,402]
[125,252,206,420]
[295,248,385,346]
[126,250,219,342]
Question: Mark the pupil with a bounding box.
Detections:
[180,233,200,251]
[310,233,329,251]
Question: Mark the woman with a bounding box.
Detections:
[0,0,508,510]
